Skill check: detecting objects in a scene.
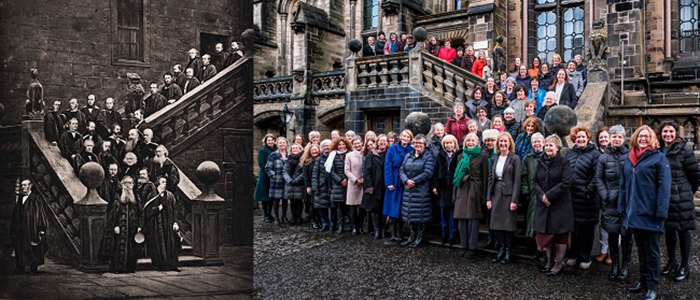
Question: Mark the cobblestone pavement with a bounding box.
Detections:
[0,246,254,299]
[254,215,700,299]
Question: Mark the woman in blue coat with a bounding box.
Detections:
[619,125,671,300]
[384,129,414,242]
[399,134,435,248]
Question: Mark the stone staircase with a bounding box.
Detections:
[17,57,252,269]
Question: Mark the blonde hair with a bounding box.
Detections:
[462,133,480,149]
[300,144,321,166]
[544,134,563,150]
[630,125,660,149]
[400,129,414,142]
[441,134,458,151]
[497,132,515,153]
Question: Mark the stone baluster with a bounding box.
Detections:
[377,61,389,87]
[207,91,215,120]
[434,64,444,95]
[454,73,465,103]
[368,62,379,88]
[188,102,199,135]
[388,59,399,86]
[179,109,189,139]
[357,63,369,89]
[443,68,455,102]
[168,115,178,143]
[422,60,434,92]
[399,57,409,85]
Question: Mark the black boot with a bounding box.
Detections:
[337,221,344,234]
[374,228,381,240]
[410,223,425,248]
[395,220,404,242]
[351,224,358,236]
[619,240,631,281]
[492,246,505,263]
[501,248,512,264]
[609,250,619,281]
[661,261,678,276]
[401,224,416,246]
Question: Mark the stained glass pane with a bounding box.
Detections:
[680,0,699,52]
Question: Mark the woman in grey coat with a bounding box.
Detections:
[399,135,436,248]
[487,131,522,264]
[566,61,584,98]
[594,125,632,281]
[283,143,306,226]
[327,137,350,233]
[312,140,333,231]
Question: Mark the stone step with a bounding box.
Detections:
[136,255,205,270]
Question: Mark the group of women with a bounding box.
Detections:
[255,117,698,300]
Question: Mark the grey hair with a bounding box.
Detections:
[320,139,332,147]
[532,132,545,141]
[466,119,478,127]
[505,77,517,84]
[345,130,356,137]
[544,134,563,150]
[308,131,320,139]
[609,125,626,137]
[413,134,427,143]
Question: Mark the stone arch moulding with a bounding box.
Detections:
[254,109,283,125]
[432,29,469,43]
[317,103,345,124]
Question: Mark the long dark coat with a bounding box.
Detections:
[329,151,348,203]
[10,192,48,267]
[594,145,630,234]
[432,148,458,208]
[99,195,142,273]
[185,57,204,82]
[487,152,522,231]
[521,151,544,237]
[452,151,489,220]
[81,105,101,125]
[362,151,386,213]
[565,143,601,225]
[283,155,305,200]
[58,131,83,159]
[144,190,180,270]
[99,109,122,139]
[147,158,180,193]
[556,83,578,109]
[663,141,700,231]
[43,111,64,143]
[400,150,436,223]
[255,146,274,202]
[143,93,166,118]
[312,153,331,209]
[619,149,671,232]
[532,153,574,234]
[302,158,316,205]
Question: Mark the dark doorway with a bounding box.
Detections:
[365,109,401,134]
[200,32,231,56]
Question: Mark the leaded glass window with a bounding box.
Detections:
[563,7,584,61]
[534,0,585,63]
[680,0,700,53]
[536,11,557,62]
[364,0,379,30]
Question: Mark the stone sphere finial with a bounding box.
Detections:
[79,162,105,189]
[405,112,432,136]
[348,39,362,53]
[412,27,427,42]
[196,161,221,186]
[544,105,577,147]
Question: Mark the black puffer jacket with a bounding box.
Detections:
[504,119,521,140]
[312,153,331,209]
[283,154,305,200]
[329,151,348,203]
[594,145,630,234]
[565,143,601,225]
[664,141,700,231]
[400,150,436,223]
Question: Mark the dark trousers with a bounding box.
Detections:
[348,205,365,230]
[290,199,303,220]
[496,230,513,249]
[440,206,457,240]
[317,208,329,226]
[260,201,272,219]
[633,229,662,292]
[272,198,288,219]
[665,229,692,268]
[483,203,497,245]
[608,231,633,264]
[568,223,596,263]
[330,202,347,226]
[458,219,480,250]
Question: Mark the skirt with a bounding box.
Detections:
[536,232,570,248]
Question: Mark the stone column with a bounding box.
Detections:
[192,161,225,265]
[74,162,109,272]
[278,13,288,76]
[409,28,427,89]
[345,40,362,92]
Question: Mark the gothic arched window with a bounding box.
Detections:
[534,0,584,63]
[364,0,379,30]
[680,0,700,53]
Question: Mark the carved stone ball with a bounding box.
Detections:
[544,105,578,137]
[79,162,105,189]
[413,27,427,42]
[196,161,221,186]
[348,39,362,53]
[405,112,432,136]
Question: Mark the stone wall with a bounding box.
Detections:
[0,128,22,257]
[0,0,238,126]
[308,28,346,73]
[506,0,522,69]
[644,0,666,73]
[606,0,645,79]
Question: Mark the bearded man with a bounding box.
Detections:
[147,145,180,193]
[99,176,142,273]
[144,177,181,272]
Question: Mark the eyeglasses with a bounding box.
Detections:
[413,142,425,145]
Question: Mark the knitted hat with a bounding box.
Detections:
[504,107,515,114]
[482,129,499,141]
[378,31,385,37]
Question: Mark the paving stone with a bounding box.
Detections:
[110,286,160,297]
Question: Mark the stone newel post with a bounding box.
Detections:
[74,162,108,272]
[192,161,225,265]
[409,27,427,89]
[345,39,362,92]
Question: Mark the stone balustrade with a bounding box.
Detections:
[356,53,410,89]
[421,52,486,105]
[253,76,293,103]
[311,70,346,96]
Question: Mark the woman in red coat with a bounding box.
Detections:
[438,40,457,62]
[445,104,470,146]
[471,50,486,78]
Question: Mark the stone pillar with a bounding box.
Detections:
[278,13,289,76]
[192,161,225,265]
[74,162,109,272]
[409,28,427,89]
[345,40,362,93]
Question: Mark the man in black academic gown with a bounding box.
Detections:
[11,179,48,275]
[99,175,142,273]
[108,124,126,160]
[201,54,217,83]
[173,64,187,92]
[182,68,200,94]
[144,177,181,272]
[72,139,100,172]
[63,98,87,134]
[100,163,121,210]
[146,145,180,193]
[185,48,203,82]
[81,94,101,125]
[58,118,83,160]
[144,82,166,118]
[99,140,119,173]
[137,168,157,208]
[225,41,243,67]
[98,97,122,139]
[43,100,64,145]
[212,43,229,72]
[120,152,141,180]
[161,73,183,104]
[83,121,103,154]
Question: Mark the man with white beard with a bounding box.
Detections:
[146,145,180,193]
[137,168,157,208]
[99,176,142,273]
[144,177,180,271]
[141,129,158,161]
[120,152,140,180]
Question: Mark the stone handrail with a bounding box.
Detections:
[421,52,486,105]
[311,70,346,96]
[143,58,251,153]
[253,75,293,103]
[356,53,410,89]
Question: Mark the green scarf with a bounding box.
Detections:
[452,145,482,187]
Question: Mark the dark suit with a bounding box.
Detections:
[143,93,166,118]
[161,83,183,103]
[201,64,217,83]
[362,44,377,57]
[43,111,64,143]
[185,57,203,82]
[81,106,101,125]
[183,78,200,94]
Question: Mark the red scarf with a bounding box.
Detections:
[629,146,653,166]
